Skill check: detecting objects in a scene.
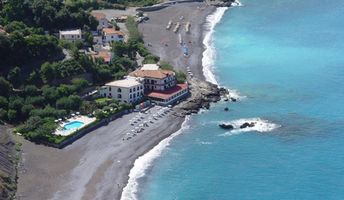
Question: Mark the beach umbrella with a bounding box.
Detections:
[71,113,75,117]
[58,118,62,122]
[54,120,59,123]
[76,112,80,115]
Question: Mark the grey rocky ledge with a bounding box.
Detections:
[174,78,228,116]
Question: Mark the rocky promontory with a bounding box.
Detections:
[175,78,228,116]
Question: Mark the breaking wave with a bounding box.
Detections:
[202,7,228,85]
[120,116,190,200]
[220,118,281,136]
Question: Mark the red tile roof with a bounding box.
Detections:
[91,12,106,21]
[146,84,188,100]
[129,69,175,79]
[102,28,124,36]
[91,51,112,63]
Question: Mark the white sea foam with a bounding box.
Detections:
[120,116,191,200]
[231,0,243,7]
[227,88,246,100]
[200,141,213,145]
[202,7,228,85]
[220,118,281,136]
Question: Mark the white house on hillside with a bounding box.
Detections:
[102,28,124,43]
[59,29,82,42]
[99,78,144,104]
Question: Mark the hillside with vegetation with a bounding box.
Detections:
[0,1,183,198]
[0,0,179,144]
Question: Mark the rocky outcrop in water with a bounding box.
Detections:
[240,122,255,129]
[175,79,228,116]
[219,123,234,130]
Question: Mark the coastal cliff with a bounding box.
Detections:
[0,126,17,200]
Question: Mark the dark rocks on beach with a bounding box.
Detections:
[230,97,237,102]
[219,123,234,130]
[224,98,229,102]
[175,79,229,116]
[240,122,255,129]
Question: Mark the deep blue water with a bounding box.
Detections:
[139,0,344,199]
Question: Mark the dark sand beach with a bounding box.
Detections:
[17,107,184,200]
[139,2,215,80]
[16,2,220,200]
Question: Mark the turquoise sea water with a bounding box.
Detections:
[138,0,344,199]
[63,121,84,130]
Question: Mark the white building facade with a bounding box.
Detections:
[129,69,177,92]
[59,29,82,42]
[99,78,144,104]
[102,28,124,43]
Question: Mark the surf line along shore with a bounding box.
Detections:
[15,2,233,200]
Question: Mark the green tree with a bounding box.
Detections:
[0,96,8,109]
[7,66,22,87]
[72,78,89,92]
[7,109,18,123]
[24,85,39,96]
[27,70,42,86]
[42,85,58,103]
[112,41,128,57]
[0,77,12,96]
[40,62,56,83]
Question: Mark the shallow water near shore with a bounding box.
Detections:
[136,0,344,199]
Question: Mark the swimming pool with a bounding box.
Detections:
[63,121,84,130]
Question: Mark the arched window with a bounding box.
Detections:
[117,94,122,99]
[117,88,122,92]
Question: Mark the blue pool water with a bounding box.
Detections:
[63,121,84,130]
[127,0,344,199]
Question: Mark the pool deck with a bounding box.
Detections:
[53,116,96,136]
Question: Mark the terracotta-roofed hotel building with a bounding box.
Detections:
[129,66,189,105]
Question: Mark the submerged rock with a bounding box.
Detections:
[240,122,255,129]
[224,107,229,111]
[219,124,234,130]
[230,97,237,102]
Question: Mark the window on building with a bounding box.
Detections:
[133,93,136,98]
[118,94,122,99]
[133,88,136,92]
[118,88,121,92]
[130,89,132,93]
[130,94,132,99]
[109,87,111,91]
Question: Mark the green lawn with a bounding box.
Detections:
[95,97,112,103]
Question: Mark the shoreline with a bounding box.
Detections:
[16,3,230,200]
[121,3,231,200]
